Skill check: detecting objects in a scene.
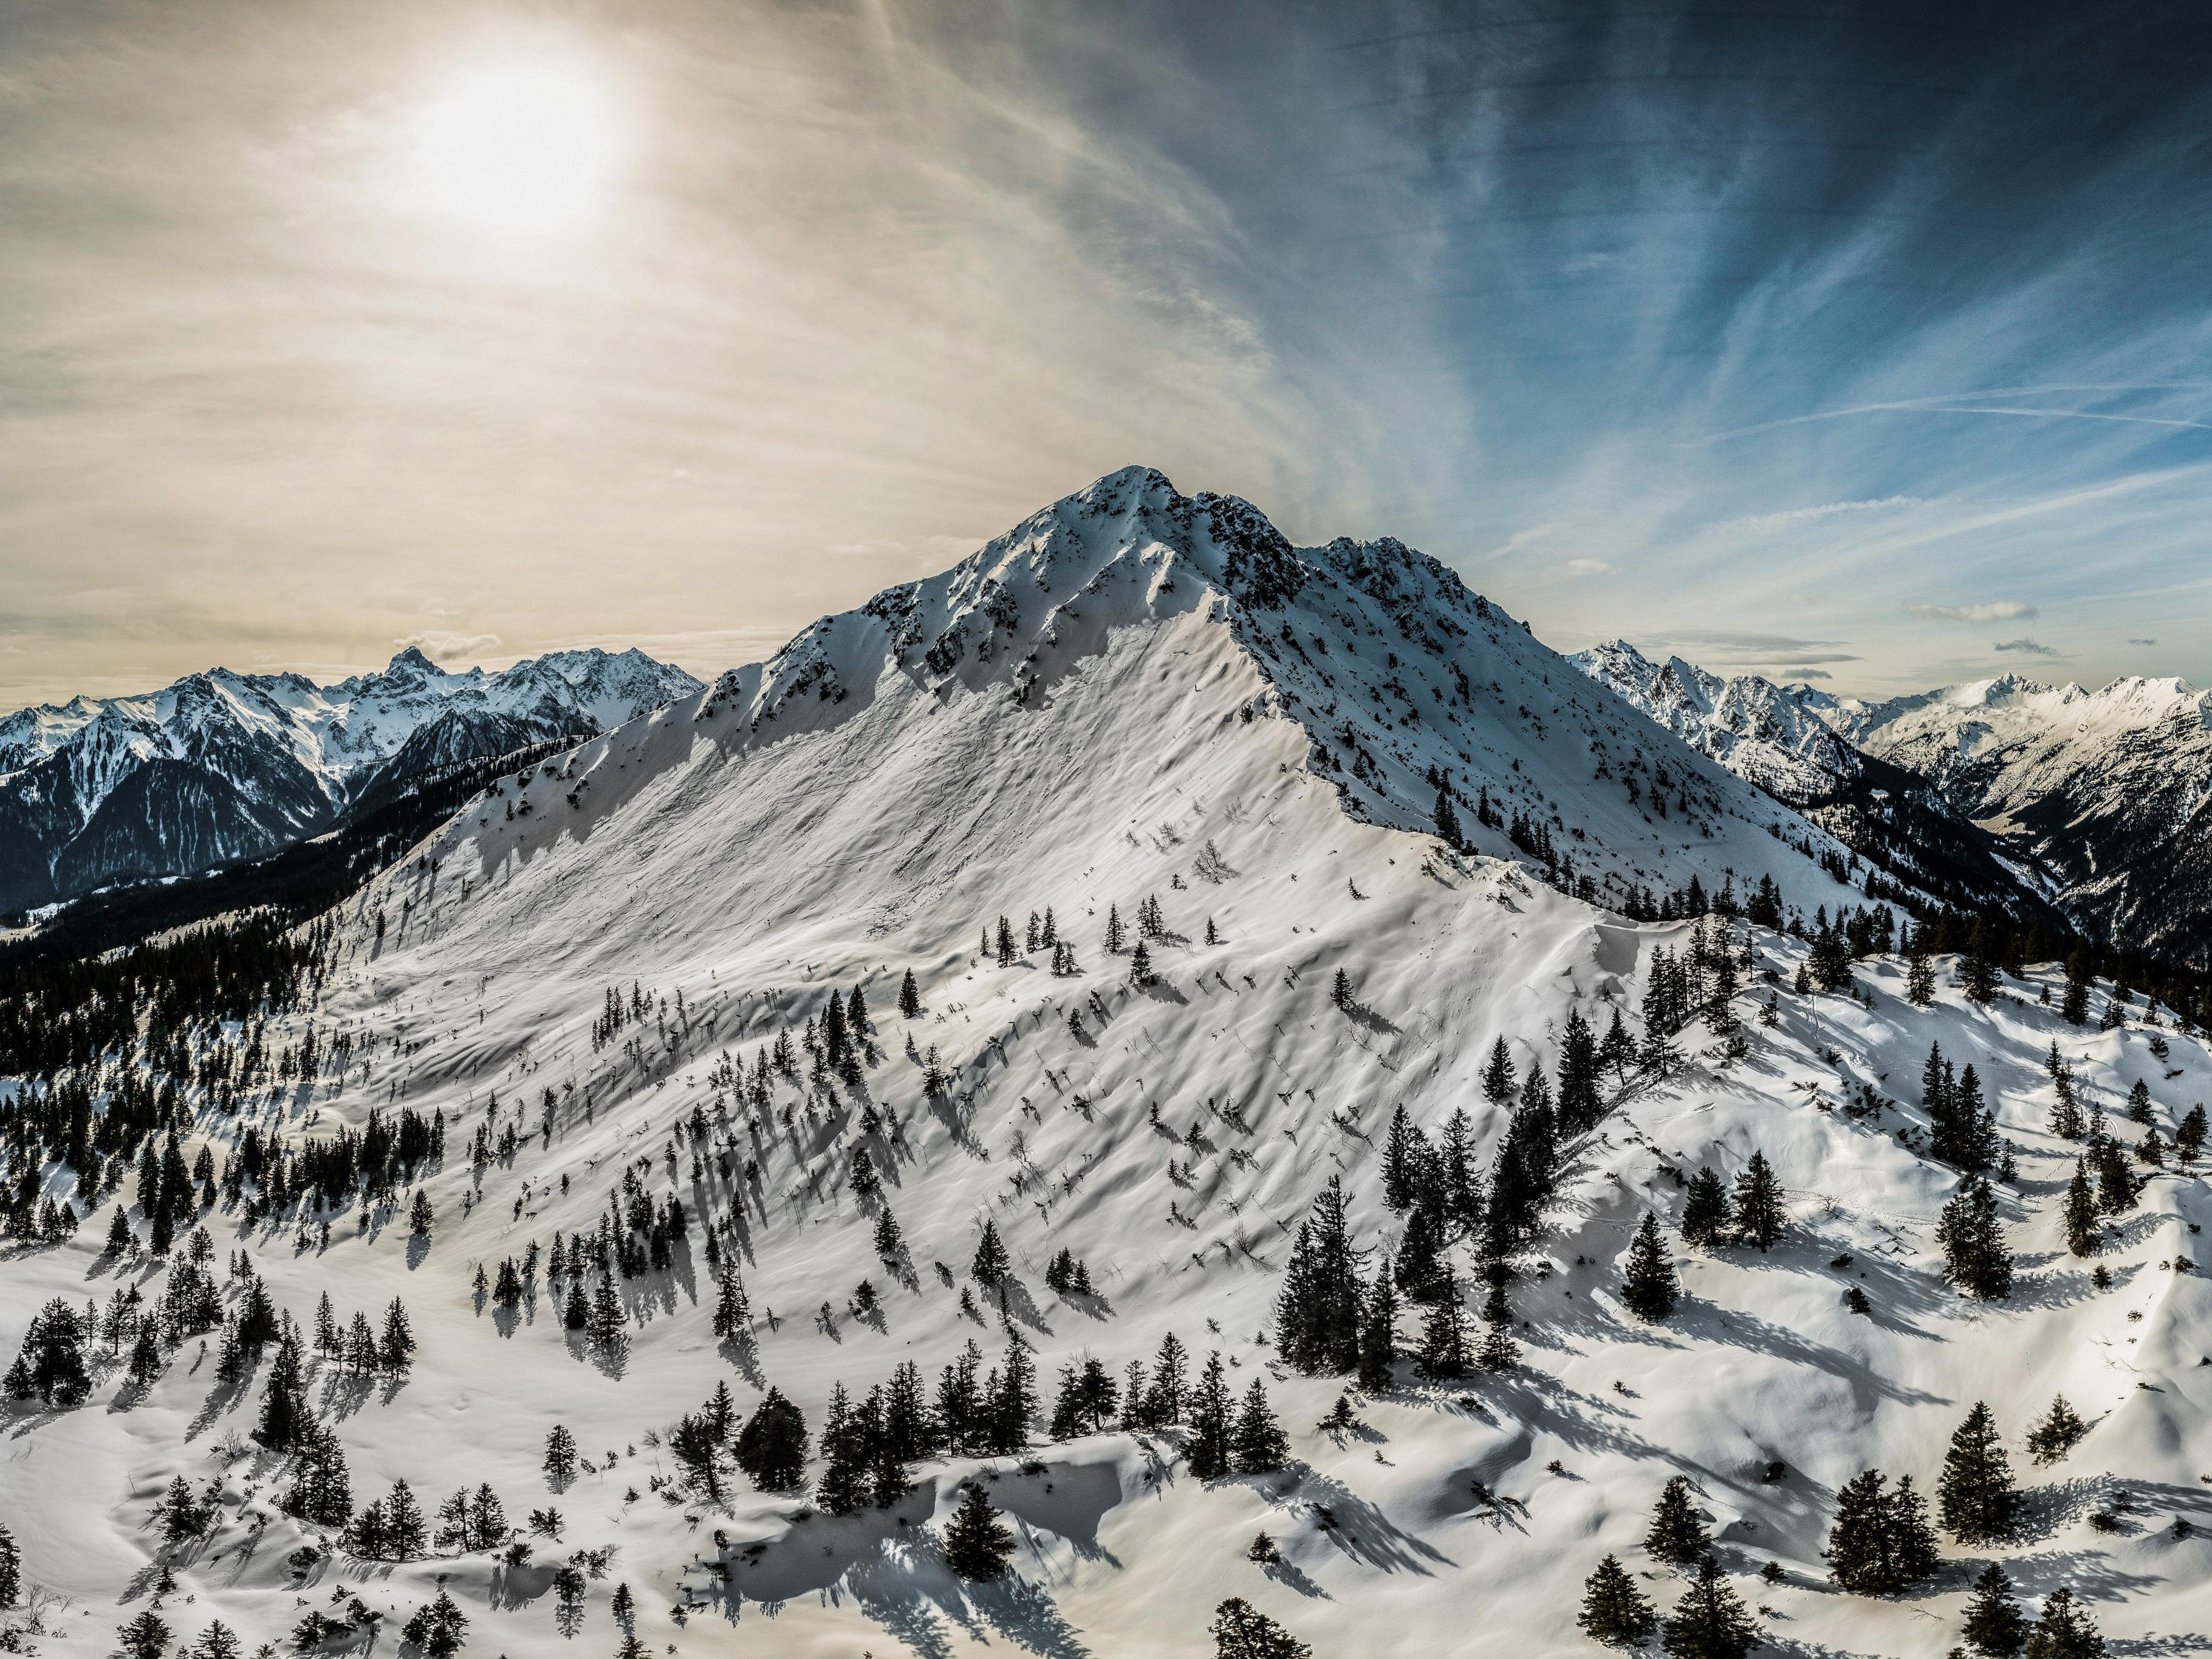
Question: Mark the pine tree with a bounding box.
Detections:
[1187,1353,1234,1479]
[899,969,922,1018]
[2024,1397,2086,1465]
[1660,1556,1760,1659]
[1621,1212,1680,1321]
[1129,940,1154,987]
[1481,1037,1516,1106]
[942,1482,1016,1579]
[1599,1009,1637,1082]
[544,1424,578,1489]
[736,1388,809,1490]
[1680,1166,1731,1246]
[1415,1267,1470,1379]
[1355,1260,1399,1392]
[1577,1553,1657,1647]
[1105,904,1125,954]
[2063,1159,2100,1256]
[1732,1153,1785,1251]
[408,1189,433,1237]
[971,1219,1010,1287]
[379,1298,416,1372]
[1212,1601,1309,1659]
[1962,1561,2027,1657]
[2021,1587,2104,1658]
[1231,1380,1290,1474]
[0,1520,19,1609]
[1381,1106,1430,1214]
[1209,1599,1312,1659]
[2062,951,2093,1027]
[2180,1104,2208,1163]
[587,1276,626,1350]
[1646,1475,1709,1567]
[1330,968,1354,1012]
[874,1207,906,1264]
[400,1590,468,1658]
[1939,1401,2019,1544]
[118,1612,173,1659]
[1823,1470,1890,1593]
[1936,1177,2012,1300]
[712,1267,750,1340]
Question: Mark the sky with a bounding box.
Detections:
[4,0,2211,710]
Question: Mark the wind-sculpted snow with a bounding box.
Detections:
[5,471,2212,1658]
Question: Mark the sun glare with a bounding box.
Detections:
[403,58,624,236]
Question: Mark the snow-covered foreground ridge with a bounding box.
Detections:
[4,468,2211,1658]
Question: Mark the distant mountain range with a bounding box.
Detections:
[1574,644,2212,962]
[0,646,699,917]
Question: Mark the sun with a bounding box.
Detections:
[403,57,625,236]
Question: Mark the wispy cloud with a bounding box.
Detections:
[2129,637,2159,645]
[1709,497,1926,535]
[1993,637,2059,657]
[1906,601,2038,623]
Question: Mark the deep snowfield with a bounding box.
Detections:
[6,471,2212,1658]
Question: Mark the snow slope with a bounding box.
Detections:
[6,469,2212,1659]
[1798,676,2212,957]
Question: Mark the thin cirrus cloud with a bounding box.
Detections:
[1993,637,2060,657]
[1906,601,2039,624]
[3,0,2211,708]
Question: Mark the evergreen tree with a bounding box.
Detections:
[1274,1179,1364,1373]
[1599,1009,1637,1083]
[2062,952,2093,1027]
[1558,1008,1604,1136]
[1231,1380,1290,1474]
[1938,1401,2019,1544]
[1680,1167,1731,1247]
[1144,1332,1190,1426]
[1577,1553,1657,1647]
[1415,1267,1470,1379]
[1621,1212,1680,1321]
[379,1298,416,1372]
[1481,1037,1516,1106]
[2024,1397,2086,1465]
[735,1388,809,1490]
[1646,1475,1709,1567]
[815,1385,870,1516]
[2021,1587,2104,1658]
[1732,1153,1785,1251]
[1661,1557,1760,1659]
[400,1590,467,1658]
[2063,1160,2101,1257]
[252,1328,306,1452]
[1209,1598,1312,1659]
[971,1220,1010,1287]
[544,1424,578,1489]
[1356,1259,1400,1392]
[1381,1106,1431,1214]
[874,1207,906,1264]
[1936,1177,2013,1300]
[899,969,922,1018]
[942,1482,1016,1580]
[1104,904,1125,953]
[408,1189,433,1237]
[1825,1470,1938,1595]
[1962,1561,2027,1657]
[0,1521,19,1608]
[712,1268,750,1340]
[1186,1353,1234,1478]
[2179,1104,2207,1162]
[1330,968,1355,1012]
[117,1612,173,1659]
